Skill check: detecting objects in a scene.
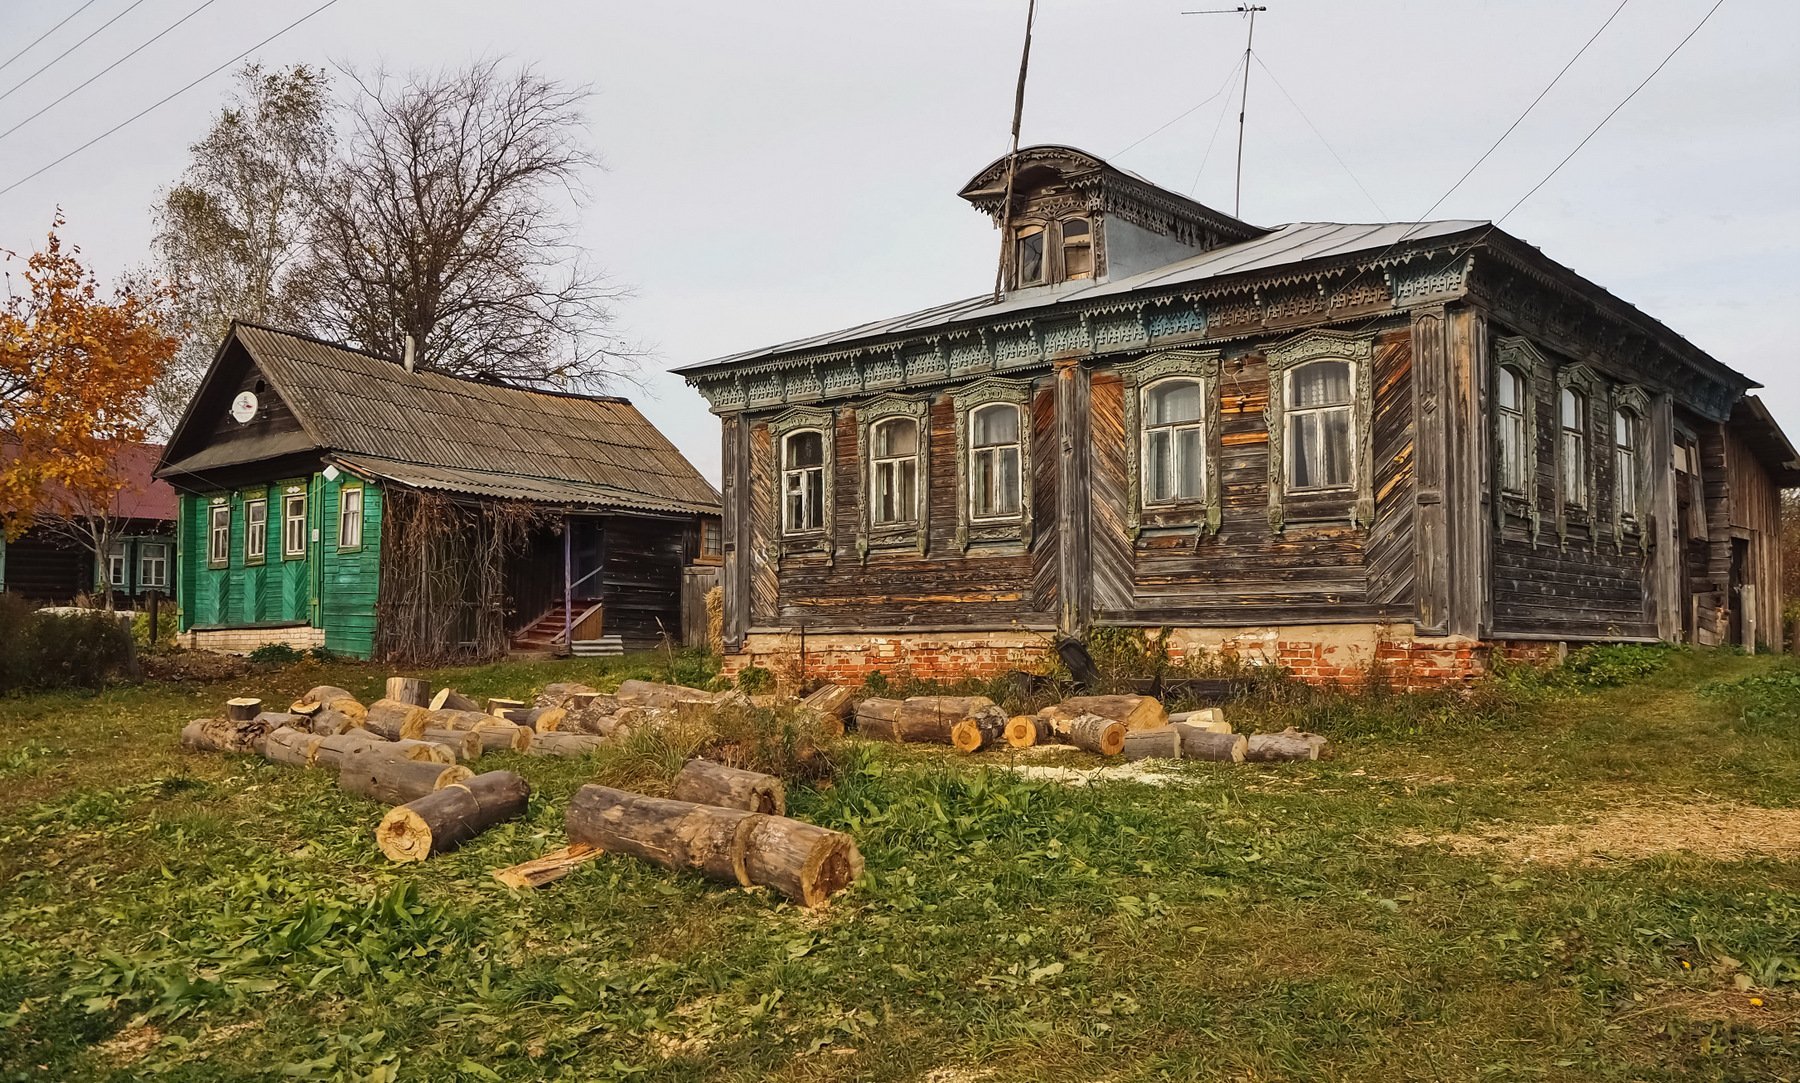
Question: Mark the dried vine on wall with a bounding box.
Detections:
[375,489,548,663]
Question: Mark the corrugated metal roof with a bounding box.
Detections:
[677,219,1486,372]
[231,325,720,514]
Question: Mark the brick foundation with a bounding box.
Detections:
[725,624,1571,690]
[183,624,324,655]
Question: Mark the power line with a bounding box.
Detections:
[0,0,104,78]
[0,0,227,146]
[1252,53,1386,219]
[1497,0,1728,224]
[0,0,154,107]
[1111,52,1244,160]
[0,0,343,200]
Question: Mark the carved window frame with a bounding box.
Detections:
[1555,362,1600,544]
[1613,384,1650,547]
[1264,329,1375,533]
[1492,337,1547,542]
[767,406,836,562]
[954,376,1034,550]
[1120,349,1223,538]
[855,394,930,560]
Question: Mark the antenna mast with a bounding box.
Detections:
[994,0,1038,302]
[1183,4,1267,217]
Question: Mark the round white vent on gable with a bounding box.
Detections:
[231,391,259,423]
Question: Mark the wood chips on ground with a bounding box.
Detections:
[1403,801,1800,865]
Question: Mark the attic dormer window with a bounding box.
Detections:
[1015,226,1045,286]
[1061,217,1092,280]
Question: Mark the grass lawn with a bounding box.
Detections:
[1,647,1797,1081]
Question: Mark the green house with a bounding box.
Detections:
[156,324,722,661]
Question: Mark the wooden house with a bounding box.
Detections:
[0,441,177,608]
[156,324,721,660]
[679,145,1798,684]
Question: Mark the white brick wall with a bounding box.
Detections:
[183,626,325,655]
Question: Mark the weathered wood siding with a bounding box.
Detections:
[318,479,382,658]
[1725,424,1783,648]
[596,514,690,648]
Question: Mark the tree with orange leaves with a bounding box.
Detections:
[1,213,178,547]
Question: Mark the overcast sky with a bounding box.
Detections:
[2,0,1795,481]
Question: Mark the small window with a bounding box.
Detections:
[106,543,127,588]
[1615,408,1639,520]
[1061,218,1093,280]
[139,542,168,589]
[700,519,722,559]
[870,417,920,525]
[244,497,267,563]
[1286,360,1354,490]
[283,492,308,558]
[1560,387,1588,507]
[969,402,1023,520]
[1496,367,1528,494]
[782,430,825,534]
[1015,227,1045,286]
[208,504,231,566]
[338,486,364,550]
[1141,377,1205,505]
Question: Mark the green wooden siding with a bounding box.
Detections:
[176,474,383,659]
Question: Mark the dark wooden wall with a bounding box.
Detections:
[598,514,690,648]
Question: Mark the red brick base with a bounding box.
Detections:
[723,625,1572,691]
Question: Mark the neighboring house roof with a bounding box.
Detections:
[1731,396,1800,488]
[160,323,720,516]
[2,439,177,523]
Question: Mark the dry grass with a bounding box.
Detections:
[1400,799,1800,865]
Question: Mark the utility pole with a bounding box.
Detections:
[1183,5,1267,217]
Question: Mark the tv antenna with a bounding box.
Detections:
[1182,5,1267,217]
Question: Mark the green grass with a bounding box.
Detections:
[2,648,1798,1081]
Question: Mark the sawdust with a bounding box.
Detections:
[1402,801,1800,865]
[921,1068,999,1083]
[995,760,1194,788]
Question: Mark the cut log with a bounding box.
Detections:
[1064,713,1127,756]
[801,683,856,722]
[671,758,785,815]
[342,750,474,806]
[314,731,453,769]
[225,697,262,722]
[492,843,604,890]
[1038,695,1167,732]
[1003,714,1042,749]
[420,708,502,733]
[290,686,363,722]
[524,706,567,732]
[419,728,483,762]
[487,697,526,716]
[854,695,998,744]
[1245,728,1328,762]
[385,677,431,707]
[179,715,272,754]
[524,731,609,757]
[615,679,721,709]
[1121,726,1182,762]
[262,726,323,767]
[474,724,532,754]
[376,771,531,862]
[1172,724,1247,762]
[253,711,306,731]
[535,682,597,709]
[741,815,864,908]
[428,687,481,712]
[950,706,1008,753]
[308,707,363,735]
[363,698,429,741]
[1168,707,1229,733]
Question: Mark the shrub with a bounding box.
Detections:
[247,643,306,666]
[0,600,137,693]
[736,664,773,694]
[1555,643,1676,688]
[131,607,179,649]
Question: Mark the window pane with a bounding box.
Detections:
[1497,368,1521,411]
[1563,431,1587,504]
[898,459,916,522]
[1614,409,1634,450]
[1561,388,1583,430]
[1290,407,1353,489]
[972,404,1019,447]
[1176,426,1204,501]
[1062,218,1093,280]
[998,446,1021,516]
[1319,408,1352,486]
[1146,379,1202,425]
[1061,218,1089,241]
[873,418,917,457]
[1500,414,1526,492]
[787,430,823,468]
[804,471,823,529]
[1618,448,1637,516]
[1290,361,1350,409]
[1017,231,1043,283]
[1145,429,1172,503]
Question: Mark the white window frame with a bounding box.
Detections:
[1615,406,1640,522]
[244,496,267,563]
[106,542,127,588]
[139,541,168,589]
[868,416,921,527]
[967,401,1024,522]
[1283,359,1358,494]
[1560,385,1590,510]
[1496,365,1530,495]
[282,491,308,558]
[1139,376,1208,508]
[1264,329,1375,532]
[1059,216,1093,281]
[208,503,231,567]
[338,485,364,550]
[781,428,827,535]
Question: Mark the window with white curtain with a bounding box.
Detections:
[1496,366,1529,494]
[969,403,1023,519]
[338,486,364,549]
[1614,408,1639,519]
[106,542,127,588]
[1286,360,1354,490]
[1561,387,1589,507]
[782,430,825,533]
[283,492,308,557]
[208,504,231,566]
[244,497,267,562]
[869,417,919,525]
[1141,377,1205,505]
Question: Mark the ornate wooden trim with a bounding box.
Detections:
[1493,336,1548,545]
[854,394,931,561]
[1118,348,1223,540]
[1263,329,1375,533]
[953,376,1035,551]
[767,406,836,564]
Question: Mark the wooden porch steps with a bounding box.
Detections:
[511,599,602,653]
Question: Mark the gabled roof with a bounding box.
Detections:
[160,324,720,516]
[3,440,176,522]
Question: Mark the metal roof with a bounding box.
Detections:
[677,219,1487,373]
[185,324,720,515]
